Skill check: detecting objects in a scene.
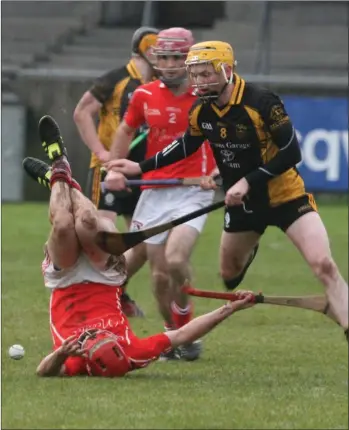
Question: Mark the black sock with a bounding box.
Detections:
[223,244,259,291]
[345,329,348,342]
[224,276,243,291]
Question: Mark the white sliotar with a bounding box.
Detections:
[9,344,25,360]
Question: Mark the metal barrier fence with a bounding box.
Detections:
[2,0,348,201]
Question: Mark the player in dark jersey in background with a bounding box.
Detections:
[105,41,349,343]
[74,27,159,317]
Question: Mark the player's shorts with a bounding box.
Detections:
[224,193,318,235]
[130,186,215,245]
[49,283,172,376]
[86,166,141,217]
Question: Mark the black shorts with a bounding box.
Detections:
[224,193,318,235]
[85,166,141,217]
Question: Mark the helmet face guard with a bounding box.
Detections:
[185,41,236,101]
[186,60,232,101]
[152,28,194,88]
[79,329,131,378]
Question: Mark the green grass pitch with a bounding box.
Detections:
[2,203,348,429]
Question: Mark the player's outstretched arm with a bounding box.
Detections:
[166,292,254,348]
[36,335,86,377]
[139,131,205,173]
[106,130,205,178]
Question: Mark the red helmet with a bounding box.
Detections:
[79,329,131,378]
[153,27,194,87]
[153,27,194,56]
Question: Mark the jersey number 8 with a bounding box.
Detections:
[220,127,227,139]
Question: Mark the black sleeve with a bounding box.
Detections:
[89,69,122,104]
[245,93,301,187]
[139,131,205,173]
[139,101,206,173]
[119,79,140,120]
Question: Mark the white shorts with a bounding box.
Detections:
[130,187,215,245]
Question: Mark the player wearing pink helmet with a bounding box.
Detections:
[106,28,218,361]
[153,27,194,88]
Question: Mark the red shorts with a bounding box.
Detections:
[49,283,172,376]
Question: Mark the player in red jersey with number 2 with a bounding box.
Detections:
[107,28,217,361]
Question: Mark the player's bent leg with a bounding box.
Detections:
[147,243,173,327]
[220,231,261,290]
[165,225,203,361]
[166,225,198,306]
[71,188,115,266]
[285,211,348,331]
[147,242,182,359]
[165,191,212,312]
[47,180,80,269]
[45,127,80,269]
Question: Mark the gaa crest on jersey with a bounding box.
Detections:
[236,123,247,139]
[270,104,285,121]
[201,122,213,131]
[269,104,289,130]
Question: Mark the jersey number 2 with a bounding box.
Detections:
[169,113,177,124]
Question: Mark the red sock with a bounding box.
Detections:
[171,300,193,329]
[71,178,82,192]
[50,169,71,188]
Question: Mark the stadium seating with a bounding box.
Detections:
[2,2,347,78]
[200,1,348,76]
[1,1,100,75]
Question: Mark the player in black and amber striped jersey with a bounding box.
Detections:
[74,27,159,318]
[105,41,349,342]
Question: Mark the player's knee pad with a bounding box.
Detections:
[223,276,243,291]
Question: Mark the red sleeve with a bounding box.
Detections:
[137,333,172,359]
[63,356,88,377]
[123,88,146,129]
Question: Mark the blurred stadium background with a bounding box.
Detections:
[1,0,348,202]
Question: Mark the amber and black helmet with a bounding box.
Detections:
[131,26,159,57]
